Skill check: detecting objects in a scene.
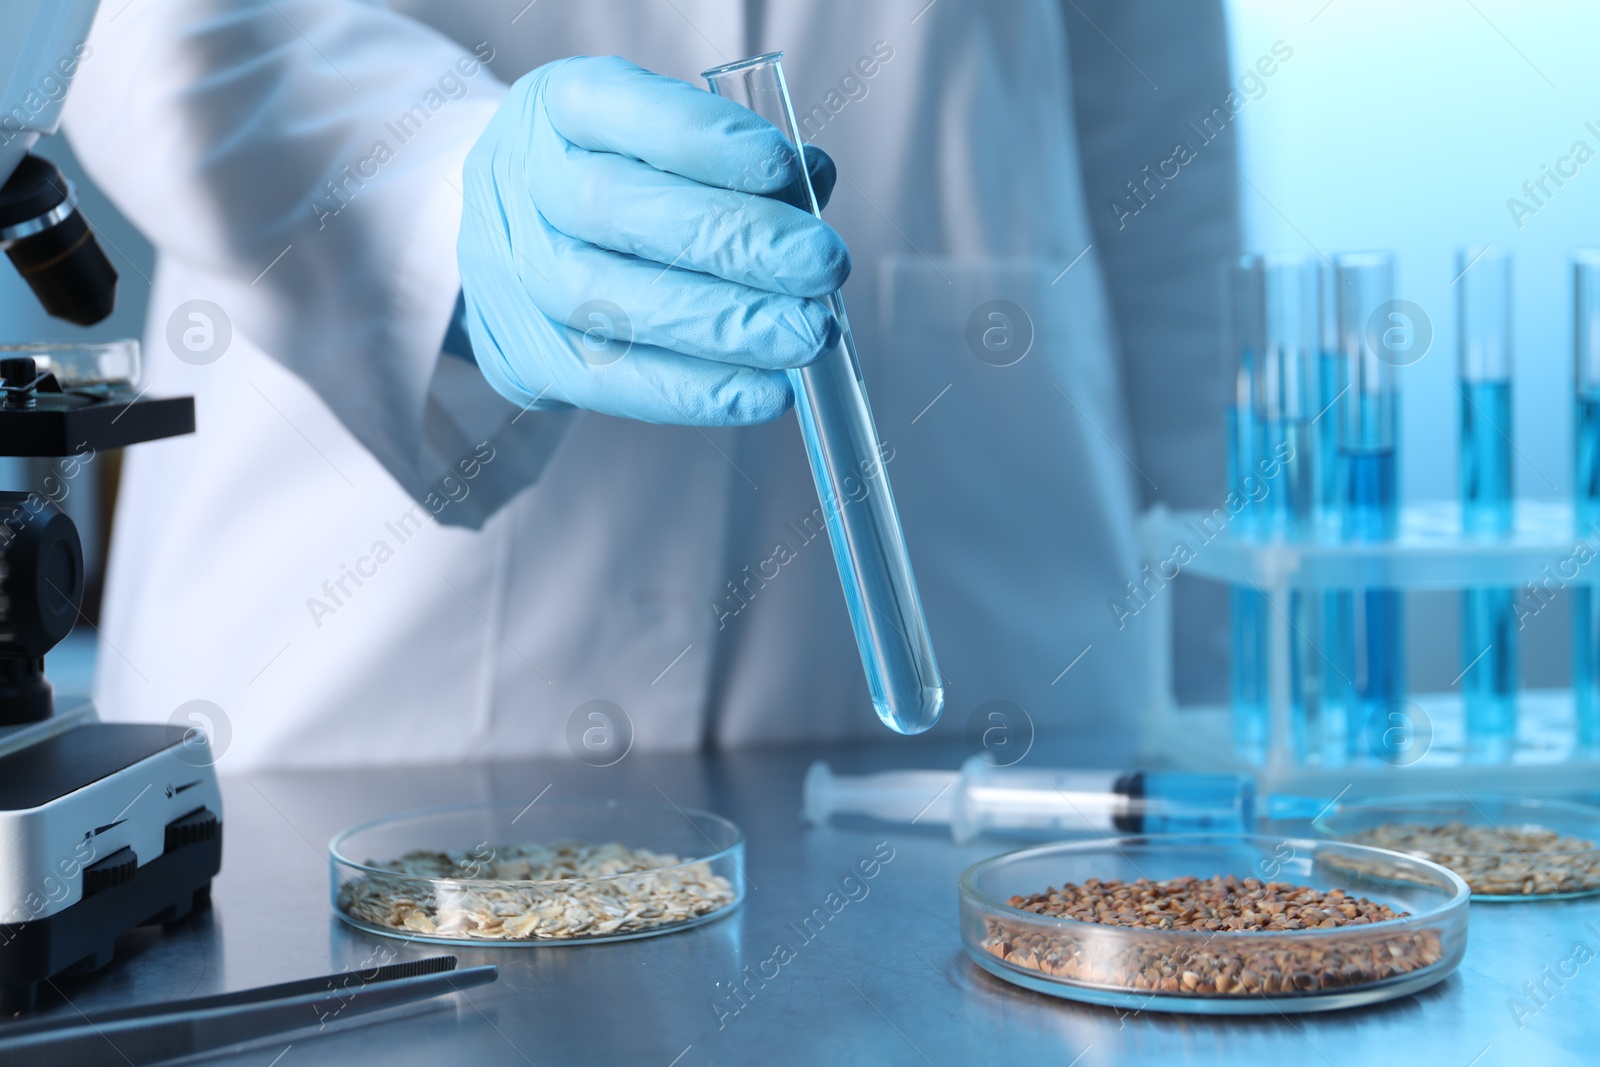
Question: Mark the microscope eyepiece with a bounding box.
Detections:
[0,154,117,326]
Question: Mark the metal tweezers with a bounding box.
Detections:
[0,955,497,1066]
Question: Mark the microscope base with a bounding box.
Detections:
[0,722,224,1014]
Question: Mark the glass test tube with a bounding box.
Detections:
[1456,247,1518,762]
[1224,258,1268,762]
[1573,252,1600,750]
[1335,253,1405,760]
[1313,262,1352,761]
[1258,258,1318,761]
[703,54,943,734]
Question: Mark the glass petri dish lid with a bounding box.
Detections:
[959,833,1469,1015]
[1314,795,1600,901]
[0,339,140,394]
[330,799,743,946]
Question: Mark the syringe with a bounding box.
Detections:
[704,54,943,736]
[803,759,1256,844]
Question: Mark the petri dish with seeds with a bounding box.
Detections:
[959,834,1469,1014]
[330,800,743,945]
[1314,795,1600,902]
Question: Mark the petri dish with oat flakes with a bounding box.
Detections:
[1314,795,1600,902]
[330,800,743,945]
[959,834,1469,1015]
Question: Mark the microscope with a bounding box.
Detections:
[0,0,222,1012]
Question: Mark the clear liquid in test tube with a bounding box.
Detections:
[703,54,943,734]
[1456,247,1517,763]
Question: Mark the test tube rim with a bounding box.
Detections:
[1333,250,1394,271]
[701,51,786,80]
[1238,252,1316,271]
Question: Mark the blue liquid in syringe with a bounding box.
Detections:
[1460,380,1517,761]
[1338,445,1405,758]
[1575,394,1600,749]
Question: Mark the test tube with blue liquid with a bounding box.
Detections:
[1256,258,1317,759]
[1313,262,1351,761]
[1224,258,1268,761]
[1456,247,1518,762]
[1335,253,1406,759]
[1572,252,1600,750]
[703,54,943,735]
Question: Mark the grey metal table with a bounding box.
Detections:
[10,741,1595,1065]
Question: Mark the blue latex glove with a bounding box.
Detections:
[457,55,847,426]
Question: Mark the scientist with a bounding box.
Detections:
[62,0,1238,769]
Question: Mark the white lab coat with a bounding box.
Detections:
[63,0,1237,770]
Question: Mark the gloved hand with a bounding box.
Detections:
[457,55,847,426]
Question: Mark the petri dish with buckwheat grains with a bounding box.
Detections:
[959,833,1468,1014]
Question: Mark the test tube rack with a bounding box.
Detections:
[1139,501,1600,797]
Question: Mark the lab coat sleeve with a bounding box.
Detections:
[60,0,573,527]
[1063,0,1241,701]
